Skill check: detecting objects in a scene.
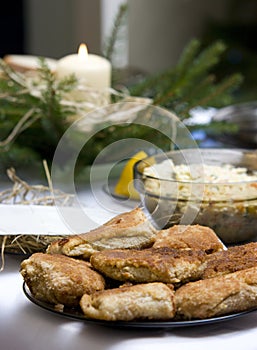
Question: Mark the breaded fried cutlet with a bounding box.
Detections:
[202,242,257,279]
[20,253,105,306]
[80,282,175,321]
[175,266,257,320]
[90,247,206,284]
[47,207,157,259]
[153,224,224,253]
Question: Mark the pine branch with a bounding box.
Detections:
[0,58,80,164]
[0,57,129,170]
[172,74,216,118]
[193,74,242,107]
[0,60,28,88]
[172,73,243,119]
[184,41,226,81]
[129,40,202,97]
[175,39,201,76]
[0,108,39,148]
[153,41,227,106]
[0,33,245,171]
[129,39,243,119]
[103,3,128,63]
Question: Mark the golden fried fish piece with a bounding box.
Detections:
[20,253,105,306]
[90,247,206,284]
[153,224,224,254]
[175,266,257,320]
[80,282,175,321]
[202,242,257,279]
[47,207,157,259]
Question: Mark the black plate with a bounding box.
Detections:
[23,283,256,329]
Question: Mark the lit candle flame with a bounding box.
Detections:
[78,43,88,59]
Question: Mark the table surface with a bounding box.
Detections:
[1,181,257,350]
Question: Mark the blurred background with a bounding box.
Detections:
[1,0,256,101]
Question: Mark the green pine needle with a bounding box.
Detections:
[129,39,243,120]
[103,3,128,63]
[0,19,245,173]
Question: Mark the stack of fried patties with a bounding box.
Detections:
[20,207,257,321]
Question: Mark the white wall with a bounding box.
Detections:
[23,0,229,72]
[101,0,128,67]
[101,0,126,45]
[24,0,127,62]
[24,0,73,58]
[72,0,101,55]
[24,0,101,58]
[128,0,228,73]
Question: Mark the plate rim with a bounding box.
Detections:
[22,282,256,329]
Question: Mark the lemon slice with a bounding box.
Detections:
[114,151,147,200]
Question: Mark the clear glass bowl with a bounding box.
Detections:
[134,148,257,244]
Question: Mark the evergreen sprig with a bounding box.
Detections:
[103,3,128,64]
[129,39,243,120]
[0,30,244,173]
[0,59,78,170]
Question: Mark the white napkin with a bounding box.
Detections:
[0,204,109,235]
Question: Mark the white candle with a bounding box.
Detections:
[56,44,111,90]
